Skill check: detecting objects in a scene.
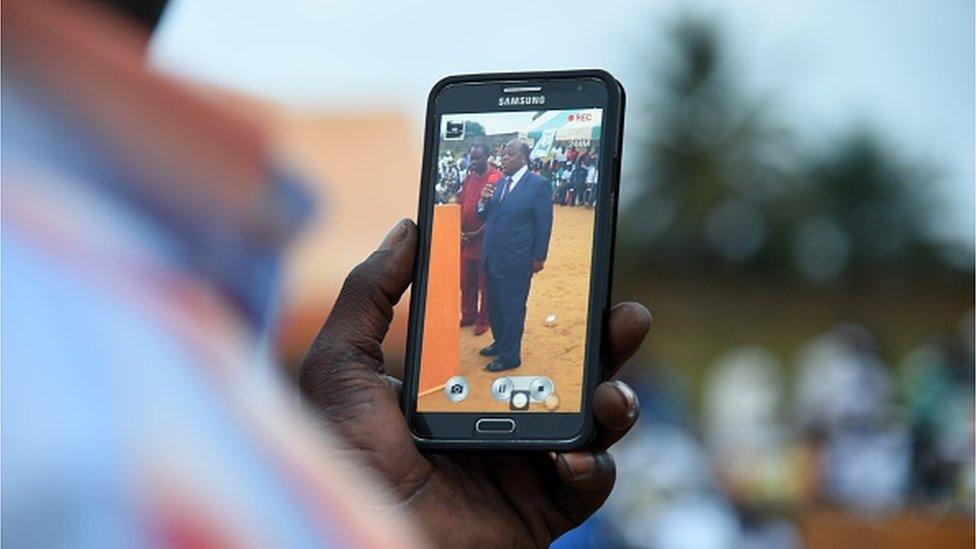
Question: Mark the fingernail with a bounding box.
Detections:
[560,453,597,480]
[378,220,408,251]
[612,380,639,421]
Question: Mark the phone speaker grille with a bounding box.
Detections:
[502,86,542,93]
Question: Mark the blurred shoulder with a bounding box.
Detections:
[529,171,550,189]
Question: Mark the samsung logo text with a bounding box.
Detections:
[498,96,546,106]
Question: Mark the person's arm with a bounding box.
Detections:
[461,222,485,243]
[532,178,554,272]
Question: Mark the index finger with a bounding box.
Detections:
[605,302,652,378]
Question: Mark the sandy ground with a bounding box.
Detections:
[419,205,595,413]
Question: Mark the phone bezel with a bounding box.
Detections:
[402,69,625,450]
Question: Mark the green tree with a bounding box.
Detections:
[621,16,795,274]
[789,130,946,283]
[464,121,486,138]
[621,14,969,285]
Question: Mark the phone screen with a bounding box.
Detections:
[416,108,604,414]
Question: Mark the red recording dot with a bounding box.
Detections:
[568,114,575,121]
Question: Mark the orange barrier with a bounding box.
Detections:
[419,204,460,394]
[803,509,974,549]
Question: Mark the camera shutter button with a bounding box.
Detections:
[444,376,469,402]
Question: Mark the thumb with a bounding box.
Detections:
[301,219,417,376]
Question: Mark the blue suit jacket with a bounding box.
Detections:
[479,171,554,279]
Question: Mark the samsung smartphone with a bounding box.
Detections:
[402,70,625,450]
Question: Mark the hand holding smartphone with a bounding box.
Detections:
[299,66,650,536]
[402,70,628,449]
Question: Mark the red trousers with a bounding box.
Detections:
[460,258,490,329]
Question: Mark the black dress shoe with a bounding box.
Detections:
[479,344,499,357]
[485,359,520,372]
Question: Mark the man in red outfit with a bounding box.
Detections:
[566,145,579,164]
[457,143,501,335]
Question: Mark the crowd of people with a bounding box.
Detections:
[437,142,600,208]
[555,316,976,548]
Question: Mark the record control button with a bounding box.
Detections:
[510,390,531,411]
[491,377,514,402]
[529,377,554,401]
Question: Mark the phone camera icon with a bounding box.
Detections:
[444,376,469,402]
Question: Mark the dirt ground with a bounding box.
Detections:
[419,204,595,413]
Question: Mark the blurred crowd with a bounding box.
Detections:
[436,144,600,208]
[557,314,975,548]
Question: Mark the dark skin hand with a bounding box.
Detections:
[480,182,496,202]
[461,225,484,244]
[300,219,651,548]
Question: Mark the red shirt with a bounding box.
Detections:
[457,167,501,259]
[566,148,579,163]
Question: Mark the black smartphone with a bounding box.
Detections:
[402,69,625,450]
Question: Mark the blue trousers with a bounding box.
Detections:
[485,272,532,367]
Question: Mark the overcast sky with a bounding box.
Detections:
[150,0,974,246]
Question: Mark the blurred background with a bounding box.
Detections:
[150,1,973,547]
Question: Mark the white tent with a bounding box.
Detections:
[554,109,602,142]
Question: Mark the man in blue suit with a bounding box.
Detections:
[477,139,554,372]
